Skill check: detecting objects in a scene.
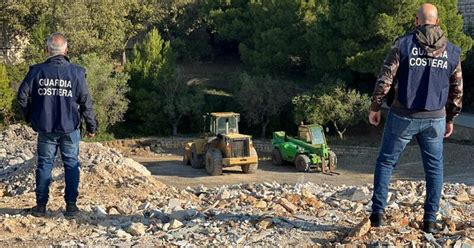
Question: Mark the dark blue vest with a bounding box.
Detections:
[18,56,95,133]
[397,33,460,111]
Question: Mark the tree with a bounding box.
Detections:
[236,73,292,138]
[462,49,474,112]
[156,1,211,62]
[239,0,315,75]
[126,28,176,135]
[206,0,318,75]
[0,64,15,124]
[205,0,255,46]
[0,1,51,64]
[53,1,129,59]
[308,0,473,77]
[122,1,170,64]
[23,14,51,64]
[293,86,370,139]
[75,54,130,134]
[162,73,204,135]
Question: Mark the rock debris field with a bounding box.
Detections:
[0,125,473,247]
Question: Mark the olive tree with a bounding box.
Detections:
[293,86,370,139]
[236,73,292,138]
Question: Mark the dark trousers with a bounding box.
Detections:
[36,129,80,205]
[371,112,445,222]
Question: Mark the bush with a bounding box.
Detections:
[0,64,15,124]
[75,54,130,134]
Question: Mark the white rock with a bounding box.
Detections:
[168,198,182,210]
[95,206,107,218]
[162,223,170,231]
[19,153,32,161]
[218,190,231,200]
[468,186,474,196]
[115,229,133,239]
[169,219,183,229]
[138,201,150,210]
[125,223,146,236]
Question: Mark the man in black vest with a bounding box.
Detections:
[368,3,463,233]
[17,33,97,217]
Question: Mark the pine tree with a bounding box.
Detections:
[126,28,175,134]
[308,0,473,76]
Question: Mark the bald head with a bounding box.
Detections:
[416,3,439,26]
[46,33,68,56]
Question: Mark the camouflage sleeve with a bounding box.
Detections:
[370,40,400,112]
[446,60,463,123]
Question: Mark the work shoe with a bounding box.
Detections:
[64,203,79,217]
[422,220,437,233]
[27,205,46,217]
[369,213,385,227]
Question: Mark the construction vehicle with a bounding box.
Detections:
[271,123,337,174]
[183,112,258,176]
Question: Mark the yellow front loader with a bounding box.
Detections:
[183,112,258,176]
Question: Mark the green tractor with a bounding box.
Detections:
[271,123,337,174]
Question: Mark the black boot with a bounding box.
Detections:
[65,203,79,217]
[369,213,385,227]
[423,220,437,233]
[28,205,46,217]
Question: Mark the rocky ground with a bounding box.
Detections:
[0,125,473,247]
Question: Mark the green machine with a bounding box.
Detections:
[271,124,337,173]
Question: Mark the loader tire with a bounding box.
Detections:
[183,149,190,166]
[206,148,223,176]
[191,144,204,169]
[329,151,337,170]
[271,148,283,166]
[242,147,258,174]
[295,154,310,172]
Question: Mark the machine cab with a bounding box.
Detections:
[298,124,326,146]
[207,112,240,136]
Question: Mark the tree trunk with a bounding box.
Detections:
[332,122,347,140]
[171,115,182,136]
[172,123,178,136]
[336,129,347,140]
[121,37,131,66]
[261,119,270,138]
[121,50,127,66]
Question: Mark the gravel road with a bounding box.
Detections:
[135,142,474,189]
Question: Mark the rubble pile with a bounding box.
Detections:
[104,139,173,157]
[0,124,166,197]
[0,125,472,246]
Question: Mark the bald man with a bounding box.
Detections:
[368,4,463,233]
[17,33,97,217]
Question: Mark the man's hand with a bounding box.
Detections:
[87,133,96,138]
[369,111,382,126]
[444,122,454,138]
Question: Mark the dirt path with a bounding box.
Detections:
[134,142,474,189]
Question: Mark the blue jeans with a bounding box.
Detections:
[371,111,445,222]
[36,129,81,206]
